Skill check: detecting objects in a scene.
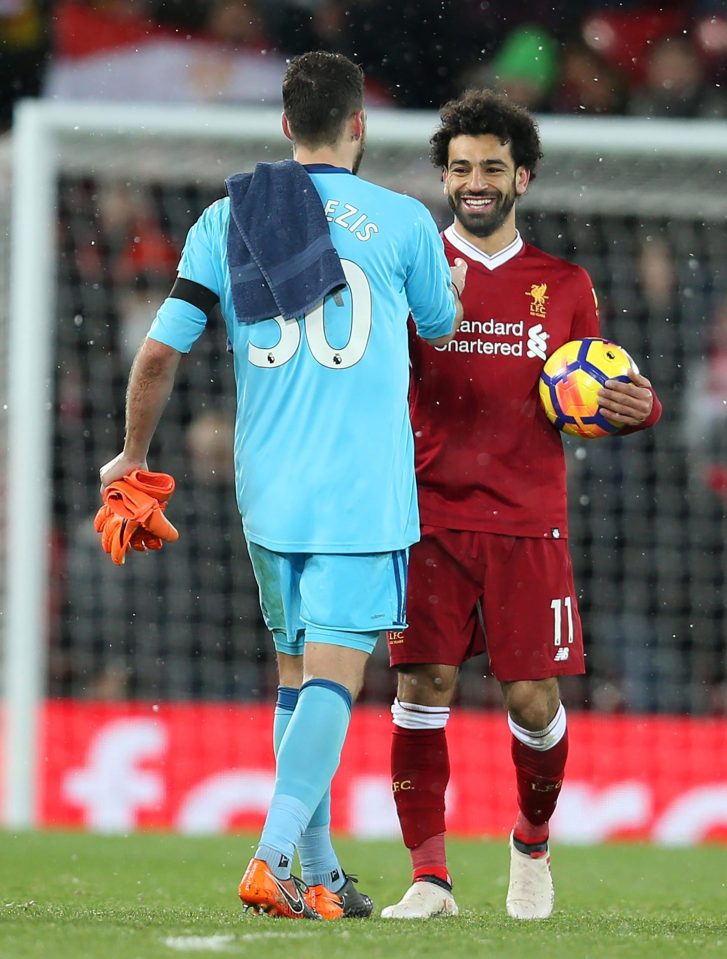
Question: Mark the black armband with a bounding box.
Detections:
[169,277,220,317]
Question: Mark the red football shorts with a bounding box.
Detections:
[388,526,585,682]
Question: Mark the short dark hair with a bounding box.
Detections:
[430,89,543,179]
[282,51,364,148]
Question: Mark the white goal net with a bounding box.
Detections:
[2,101,727,826]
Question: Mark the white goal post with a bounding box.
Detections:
[3,99,727,828]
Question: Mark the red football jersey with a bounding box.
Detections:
[410,227,600,538]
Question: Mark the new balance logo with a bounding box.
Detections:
[554,648,570,662]
[526,323,549,360]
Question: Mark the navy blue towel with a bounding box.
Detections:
[225,160,346,324]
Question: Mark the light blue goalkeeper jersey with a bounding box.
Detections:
[149,165,456,553]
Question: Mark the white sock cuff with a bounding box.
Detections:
[508,703,567,751]
[391,697,450,730]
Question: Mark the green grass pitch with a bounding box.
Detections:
[0,831,725,959]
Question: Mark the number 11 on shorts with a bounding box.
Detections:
[550,596,574,646]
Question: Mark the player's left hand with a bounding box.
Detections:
[598,368,653,426]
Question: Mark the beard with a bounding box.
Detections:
[448,178,517,237]
[352,128,366,175]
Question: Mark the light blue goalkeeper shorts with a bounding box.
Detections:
[247,543,409,656]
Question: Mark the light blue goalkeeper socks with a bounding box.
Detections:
[258,679,351,881]
[273,685,346,891]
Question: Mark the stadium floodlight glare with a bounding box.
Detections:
[3,99,727,828]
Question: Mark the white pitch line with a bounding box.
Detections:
[163,931,316,951]
[163,935,235,952]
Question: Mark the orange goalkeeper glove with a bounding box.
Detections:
[94,469,179,565]
[93,511,167,565]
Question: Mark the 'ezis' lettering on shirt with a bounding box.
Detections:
[324,199,379,242]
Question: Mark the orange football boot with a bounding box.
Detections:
[303,884,344,920]
[305,873,373,919]
[238,858,321,920]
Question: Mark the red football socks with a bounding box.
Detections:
[412,833,449,885]
[391,725,450,882]
[511,728,569,844]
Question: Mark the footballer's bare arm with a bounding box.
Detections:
[100,337,182,489]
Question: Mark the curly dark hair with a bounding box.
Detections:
[430,89,543,178]
[283,51,364,148]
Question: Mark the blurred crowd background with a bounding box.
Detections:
[1,0,727,128]
[2,1,727,715]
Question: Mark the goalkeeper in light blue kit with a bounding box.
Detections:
[100,51,466,920]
